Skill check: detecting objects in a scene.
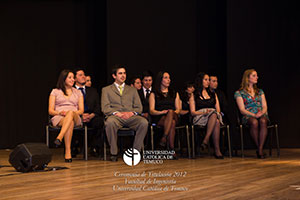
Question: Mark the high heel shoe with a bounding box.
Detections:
[65,158,72,163]
[54,139,62,147]
[200,143,209,151]
[170,149,178,160]
[159,134,168,147]
[213,153,224,159]
[256,150,266,159]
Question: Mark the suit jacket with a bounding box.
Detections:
[73,86,102,128]
[101,84,143,116]
[85,87,101,117]
[137,88,149,113]
[215,89,228,115]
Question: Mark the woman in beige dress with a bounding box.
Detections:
[48,69,84,162]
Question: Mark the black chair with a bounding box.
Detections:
[149,115,191,158]
[45,116,94,161]
[235,105,280,158]
[102,120,137,161]
[191,122,231,159]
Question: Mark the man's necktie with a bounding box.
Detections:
[146,89,150,100]
[119,85,123,96]
[79,87,85,96]
[79,87,88,112]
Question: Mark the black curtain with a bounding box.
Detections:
[227,0,300,147]
[0,0,106,148]
[107,0,198,89]
[1,0,299,149]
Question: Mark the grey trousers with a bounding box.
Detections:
[105,115,148,155]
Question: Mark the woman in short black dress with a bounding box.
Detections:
[149,71,181,157]
[189,72,223,159]
[179,81,195,124]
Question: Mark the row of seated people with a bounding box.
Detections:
[48,65,269,162]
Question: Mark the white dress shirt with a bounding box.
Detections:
[142,86,152,98]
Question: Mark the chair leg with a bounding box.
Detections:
[186,125,191,159]
[240,125,244,158]
[150,126,154,151]
[177,129,181,155]
[119,137,123,155]
[227,125,232,158]
[132,137,135,157]
[103,130,107,161]
[192,125,195,159]
[104,142,107,161]
[275,124,280,157]
[207,134,211,156]
[269,126,273,157]
[222,129,225,155]
[46,126,49,147]
[84,125,88,161]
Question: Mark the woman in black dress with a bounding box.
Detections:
[179,81,195,124]
[149,71,181,158]
[189,72,223,159]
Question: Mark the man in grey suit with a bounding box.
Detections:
[101,65,148,161]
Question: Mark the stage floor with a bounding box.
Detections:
[1,148,300,200]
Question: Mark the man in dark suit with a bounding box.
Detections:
[101,65,148,161]
[209,75,228,119]
[137,70,153,119]
[73,68,103,157]
[209,75,236,156]
[137,71,153,149]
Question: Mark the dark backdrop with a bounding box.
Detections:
[107,0,198,87]
[0,0,107,148]
[1,0,299,149]
[227,0,300,147]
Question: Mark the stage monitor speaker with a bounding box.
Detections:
[9,143,52,173]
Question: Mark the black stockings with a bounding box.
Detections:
[157,110,178,149]
[247,117,268,155]
[203,113,222,156]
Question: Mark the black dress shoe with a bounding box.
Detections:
[214,154,224,159]
[256,151,266,159]
[200,143,209,151]
[54,139,62,147]
[110,155,118,162]
[89,147,101,157]
[65,158,72,163]
[171,152,178,160]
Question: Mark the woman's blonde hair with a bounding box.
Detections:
[239,69,259,96]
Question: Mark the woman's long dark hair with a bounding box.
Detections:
[194,72,213,98]
[154,71,175,98]
[180,81,195,102]
[56,69,73,95]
